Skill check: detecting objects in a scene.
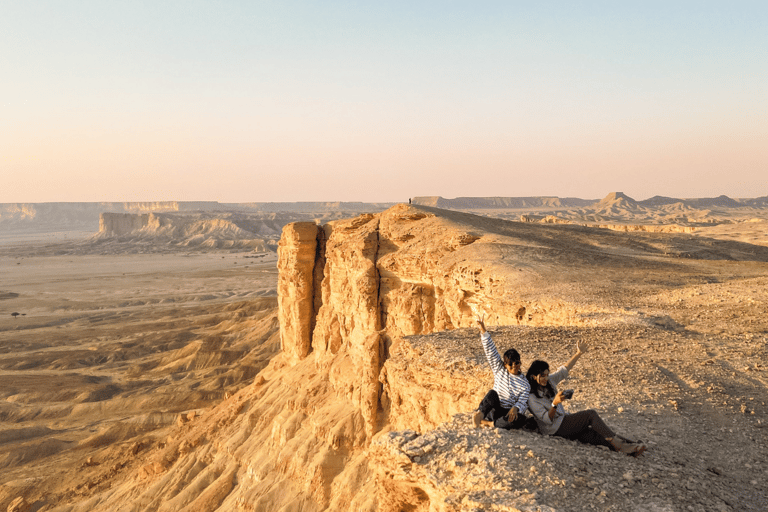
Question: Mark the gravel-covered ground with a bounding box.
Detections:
[383,310,768,511]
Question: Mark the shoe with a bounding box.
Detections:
[472,410,483,428]
[610,437,644,456]
[629,442,646,457]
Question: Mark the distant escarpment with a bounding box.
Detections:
[94,210,391,252]
[0,201,395,234]
[96,212,274,251]
[0,202,218,232]
[412,196,595,209]
[413,193,768,211]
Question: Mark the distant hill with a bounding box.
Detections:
[743,196,768,207]
[595,191,638,208]
[409,193,768,229]
[638,196,683,207]
[411,196,595,209]
[412,194,768,212]
[681,195,742,208]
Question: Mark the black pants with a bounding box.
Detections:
[477,389,528,430]
[554,409,616,449]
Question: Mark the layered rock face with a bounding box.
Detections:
[99,212,150,236]
[277,222,321,362]
[278,203,678,445]
[96,212,278,251]
[278,205,510,358]
[277,205,517,441]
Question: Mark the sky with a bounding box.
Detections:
[1,1,766,203]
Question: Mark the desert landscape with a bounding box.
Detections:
[1,195,767,511]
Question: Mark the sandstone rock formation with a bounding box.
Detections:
[99,212,150,236]
[278,222,321,362]
[263,203,768,509]
[4,203,768,511]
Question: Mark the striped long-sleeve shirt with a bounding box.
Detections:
[481,331,530,414]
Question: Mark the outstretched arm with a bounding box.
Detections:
[476,317,503,374]
[564,340,589,372]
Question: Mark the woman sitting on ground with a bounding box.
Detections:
[472,318,531,430]
[526,342,646,456]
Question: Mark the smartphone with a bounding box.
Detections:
[562,389,574,399]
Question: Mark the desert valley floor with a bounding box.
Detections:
[1,249,281,510]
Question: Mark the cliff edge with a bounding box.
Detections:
[24,204,768,511]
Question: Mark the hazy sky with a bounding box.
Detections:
[2,1,766,203]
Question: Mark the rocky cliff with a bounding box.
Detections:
[29,204,768,511]
[265,203,768,510]
[99,212,151,236]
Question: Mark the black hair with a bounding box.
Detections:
[502,348,520,366]
[526,360,555,399]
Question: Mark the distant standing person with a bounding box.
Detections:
[472,317,531,429]
[526,343,646,456]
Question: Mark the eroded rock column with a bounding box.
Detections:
[312,215,382,357]
[278,222,320,363]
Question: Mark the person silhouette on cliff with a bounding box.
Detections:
[472,317,531,429]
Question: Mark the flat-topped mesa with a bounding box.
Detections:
[411,196,594,209]
[99,212,150,236]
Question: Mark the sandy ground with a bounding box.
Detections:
[0,231,95,247]
[0,242,280,504]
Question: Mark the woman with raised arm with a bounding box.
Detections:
[526,342,646,456]
[472,318,531,430]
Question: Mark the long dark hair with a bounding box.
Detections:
[526,360,555,399]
